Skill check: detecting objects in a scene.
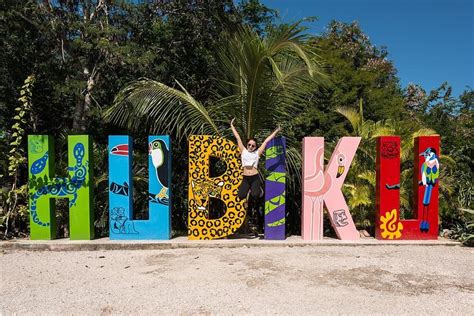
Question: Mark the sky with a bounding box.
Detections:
[261,0,473,97]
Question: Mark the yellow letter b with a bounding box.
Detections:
[188,135,245,240]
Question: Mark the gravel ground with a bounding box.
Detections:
[0,245,473,315]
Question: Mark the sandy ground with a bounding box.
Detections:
[0,245,473,315]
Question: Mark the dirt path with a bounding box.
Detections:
[1,246,473,315]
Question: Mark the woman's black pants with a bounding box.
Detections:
[238,174,262,201]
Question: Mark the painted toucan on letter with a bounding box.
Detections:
[149,139,169,200]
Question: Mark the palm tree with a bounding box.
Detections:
[105,21,327,187]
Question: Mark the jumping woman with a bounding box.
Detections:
[230,118,281,233]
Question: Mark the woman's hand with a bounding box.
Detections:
[274,124,282,133]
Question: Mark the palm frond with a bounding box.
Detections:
[439,154,456,167]
[105,79,219,141]
[285,145,302,192]
[344,184,372,209]
[399,129,437,162]
[368,120,396,138]
[357,170,376,187]
[439,171,456,196]
[335,106,361,133]
[216,22,325,139]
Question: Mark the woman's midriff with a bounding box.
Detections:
[243,166,258,176]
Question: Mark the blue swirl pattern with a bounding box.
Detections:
[30,143,87,227]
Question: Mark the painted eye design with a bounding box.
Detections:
[337,154,346,165]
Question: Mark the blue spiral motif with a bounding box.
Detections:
[30,142,88,227]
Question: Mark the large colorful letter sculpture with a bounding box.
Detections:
[108,136,171,240]
[27,135,93,240]
[188,135,245,240]
[376,136,440,240]
[264,136,286,240]
[302,137,361,240]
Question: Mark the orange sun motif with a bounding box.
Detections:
[379,209,403,239]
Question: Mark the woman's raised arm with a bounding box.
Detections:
[258,125,281,155]
[230,118,245,152]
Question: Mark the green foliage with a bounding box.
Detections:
[449,209,474,247]
[0,75,36,237]
[239,0,278,34]
[8,76,35,175]
[314,21,405,122]
[106,20,326,196]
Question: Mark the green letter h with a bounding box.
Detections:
[28,135,94,240]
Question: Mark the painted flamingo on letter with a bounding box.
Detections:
[302,137,360,240]
[304,147,332,239]
[304,147,347,239]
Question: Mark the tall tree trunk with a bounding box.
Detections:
[73,67,97,132]
[71,0,109,132]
